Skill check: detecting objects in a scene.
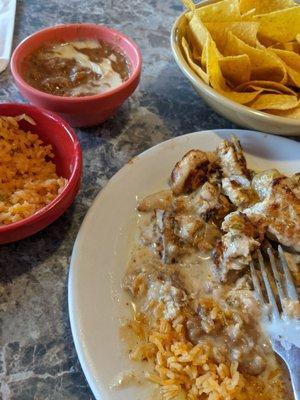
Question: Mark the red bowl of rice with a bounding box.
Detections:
[0,103,82,244]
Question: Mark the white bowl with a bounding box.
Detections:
[170,2,300,136]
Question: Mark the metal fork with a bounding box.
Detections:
[250,246,300,400]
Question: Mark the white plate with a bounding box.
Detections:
[68,129,300,400]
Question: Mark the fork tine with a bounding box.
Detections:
[278,245,298,301]
[267,247,286,313]
[250,260,264,304]
[257,249,280,320]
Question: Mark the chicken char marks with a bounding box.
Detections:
[138,149,225,264]
[214,139,300,281]
[212,138,262,281]
[138,137,300,282]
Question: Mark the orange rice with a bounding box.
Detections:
[0,115,67,225]
[126,303,286,400]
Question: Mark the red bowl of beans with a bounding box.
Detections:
[11,24,142,127]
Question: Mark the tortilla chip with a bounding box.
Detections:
[270,49,300,87]
[242,85,285,94]
[187,0,241,22]
[271,48,300,71]
[181,36,209,84]
[187,12,222,68]
[236,80,296,95]
[205,21,259,51]
[224,32,287,82]
[219,54,251,85]
[253,6,300,44]
[182,0,195,10]
[241,8,256,19]
[271,41,300,53]
[188,13,211,56]
[206,38,261,104]
[239,0,296,15]
[267,105,300,118]
[247,93,299,110]
[285,66,300,88]
[180,0,299,119]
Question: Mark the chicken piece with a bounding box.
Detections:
[170,150,218,195]
[290,173,300,198]
[217,137,257,209]
[175,214,205,241]
[252,169,283,200]
[217,136,251,179]
[244,175,300,252]
[212,212,261,282]
[195,181,232,221]
[141,210,174,261]
[221,211,264,239]
[137,190,172,212]
[284,252,300,287]
[226,277,259,318]
[175,213,221,251]
[173,182,231,224]
[157,210,183,264]
[222,175,258,208]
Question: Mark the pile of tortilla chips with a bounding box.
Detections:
[181,0,300,119]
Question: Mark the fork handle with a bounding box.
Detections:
[286,346,300,400]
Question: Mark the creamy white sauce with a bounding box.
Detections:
[50,41,123,96]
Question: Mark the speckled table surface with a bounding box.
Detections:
[0,0,268,399]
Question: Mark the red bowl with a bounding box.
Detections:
[0,103,82,244]
[11,24,142,127]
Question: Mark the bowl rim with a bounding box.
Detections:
[170,3,300,127]
[10,23,142,103]
[0,102,82,234]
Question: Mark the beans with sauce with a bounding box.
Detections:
[22,40,130,97]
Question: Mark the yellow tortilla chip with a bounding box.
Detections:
[181,36,209,84]
[206,38,261,104]
[187,12,222,68]
[271,49,300,87]
[187,13,211,60]
[205,21,259,51]
[297,34,300,46]
[267,105,300,119]
[247,94,299,110]
[271,41,300,53]
[239,0,296,15]
[286,66,300,88]
[219,54,251,85]
[271,48,300,71]
[253,6,300,44]
[224,32,287,82]
[236,80,296,95]
[240,8,256,20]
[182,0,195,10]
[243,85,286,94]
[186,0,241,22]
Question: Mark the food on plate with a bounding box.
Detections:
[121,136,299,399]
[22,39,130,97]
[0,115,67,225]
[180,0,300,118]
